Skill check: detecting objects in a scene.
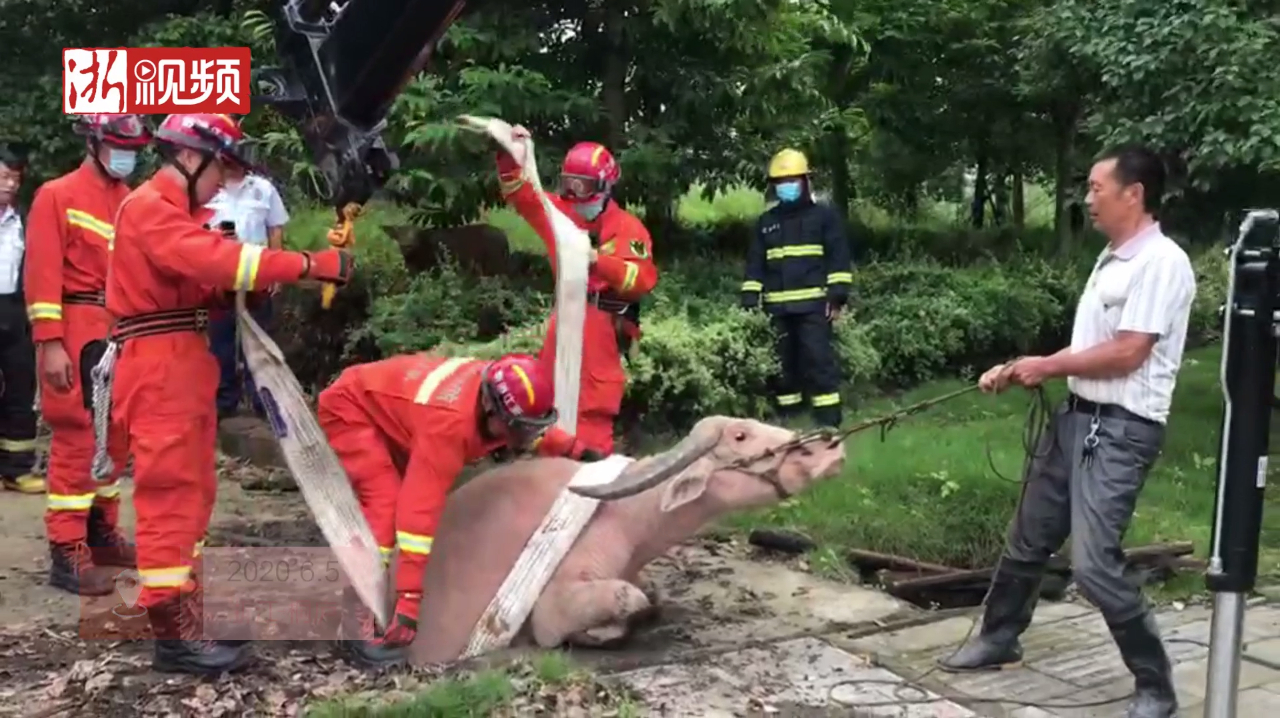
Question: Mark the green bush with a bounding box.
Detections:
[1189,246,1228,346]
[274,198,1229,435]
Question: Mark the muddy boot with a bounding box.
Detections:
[1110,611,1178,718]
[938,558,1043,672]
[87,505,137,568]
[48,541,116,596]
[337,587,406,669]
[150,583,253,676]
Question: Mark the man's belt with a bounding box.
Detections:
[63,290,105,306]
[112,308,210,341]
[1066,393,1158,427]
[587,292,630,314]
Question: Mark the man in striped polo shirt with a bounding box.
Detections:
[942,144,1195,718]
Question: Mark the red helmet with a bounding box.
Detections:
[480,353,557,442]
[559,141,620,203]
[73,113,151,149]
[154,113,250,168]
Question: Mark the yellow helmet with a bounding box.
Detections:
[768,148,809,179]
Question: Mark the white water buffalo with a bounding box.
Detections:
[407,416,846,666]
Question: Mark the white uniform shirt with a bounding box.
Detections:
[1067,222,1196,424]
[204,174,289,246]
[0,206,24,295]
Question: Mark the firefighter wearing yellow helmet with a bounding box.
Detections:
[741,148,852,429]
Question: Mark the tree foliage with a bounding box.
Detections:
[2,0,1277,240]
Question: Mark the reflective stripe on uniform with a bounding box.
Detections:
[413,356,473,404]
[827,271,853,284]
[47,492,94,511]
[0,438,37,452]
[140,566,192,588]
[26,302,62,322]
[499,176,524,195]
[764,287,825,304]
[233,244,264,292]
[765,244,823,260]
[741,280,763,292]
[396,530,434,555]
[95,481,121,499]
[621,261,640,292]
[379,545,394,566]
[812,393,840,407]
[66,209,114,242]
[777,393,803,406]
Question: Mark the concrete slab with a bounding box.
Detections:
[612,636,977,717]
[836,616,979,659]
[1236,686,1280,716]
[1173,654,1279,702]
[1242,603,1280,642]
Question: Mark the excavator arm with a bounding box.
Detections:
[252,0,469,209]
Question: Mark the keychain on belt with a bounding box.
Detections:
[1082,413,1101,467]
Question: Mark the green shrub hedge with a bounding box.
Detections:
[272,202,1228,434]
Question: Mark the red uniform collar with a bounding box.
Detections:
[145,169,197,215]
[76,157,125,192]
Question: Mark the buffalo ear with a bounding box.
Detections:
[659,473,708,512]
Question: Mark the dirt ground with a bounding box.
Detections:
[0,453,911,717]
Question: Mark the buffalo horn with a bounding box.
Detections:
[570,425,719,500]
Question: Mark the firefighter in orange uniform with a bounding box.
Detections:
[24,114,149,596]
[318,351,603,667]
[495,128,657,455]
[107,113,355,675]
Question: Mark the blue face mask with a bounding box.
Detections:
[574,197,606,221]
[775,180,802,203]
[105,149,137,179]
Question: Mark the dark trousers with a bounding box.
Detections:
[1002,397,1165,624]
[771,312,842,427]
[209,297,273,417]
[0,294,37,479]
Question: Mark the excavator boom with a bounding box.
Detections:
[253,0,469,209]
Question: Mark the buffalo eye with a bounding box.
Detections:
[733,430,747,442]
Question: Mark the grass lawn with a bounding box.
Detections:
[725,345,1280,598]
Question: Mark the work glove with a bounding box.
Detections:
[302,248,355,286]
[381,592,421,647]
[578,448,607,462]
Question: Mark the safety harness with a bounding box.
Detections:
[63,290,104,306]
[88,307,211,480]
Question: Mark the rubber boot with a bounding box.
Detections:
[48,541,116,596]
[150,582,252,676]
[938,558,1043,672]
[2,473,46,494]
[336,587,407,669]
[1110,611,1178,718]
[87,505,137,568]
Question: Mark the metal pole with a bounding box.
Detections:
[1204,210,1280,718]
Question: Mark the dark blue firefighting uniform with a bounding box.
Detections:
[741,198,851,427]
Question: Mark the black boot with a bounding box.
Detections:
[150,584,252,676]
[939,558,1043,672]
[87,505,137,568]
[336,587,406,669]
[48,541,116,596]
[1110,611,1178,718]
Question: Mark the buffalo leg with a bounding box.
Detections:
[531,579,650,648]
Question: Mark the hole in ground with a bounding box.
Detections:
[882,571,1071,611]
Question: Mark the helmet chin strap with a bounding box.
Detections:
[171,152,215,213]
[88,137,111,179]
